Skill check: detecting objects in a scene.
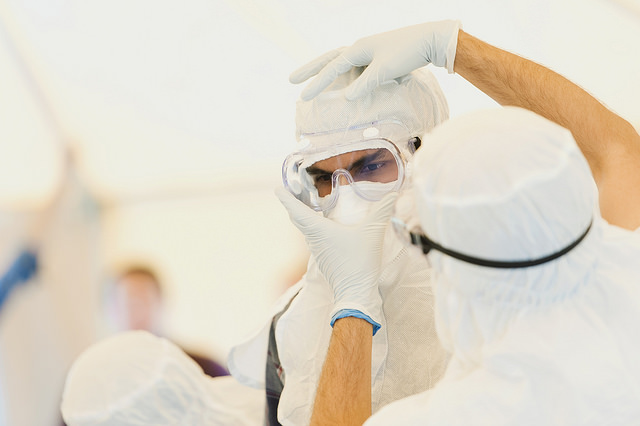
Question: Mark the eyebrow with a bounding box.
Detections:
[305,150,388,176]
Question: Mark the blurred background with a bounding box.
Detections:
[0,0,638,424]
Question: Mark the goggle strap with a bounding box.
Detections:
[411,221,592,269]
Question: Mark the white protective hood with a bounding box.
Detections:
[366,107,640,425]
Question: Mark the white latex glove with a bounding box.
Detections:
[275,187,398,334]
[290,20,461,101]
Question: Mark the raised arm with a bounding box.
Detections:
[275,189,397,425]
[291,21,640,230]
[454,30,640,230]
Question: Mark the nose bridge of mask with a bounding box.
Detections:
[332,168,356,187]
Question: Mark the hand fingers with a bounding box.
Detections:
[289,48,344,84]
[344,61,384,101]
[366,192,399,224]
[299,53,358,101]
[274,187,323,231]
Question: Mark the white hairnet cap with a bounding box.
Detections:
[295,67,449,141]
[413,106,595,263]
[61,331,214,426]
[412,106,599,323]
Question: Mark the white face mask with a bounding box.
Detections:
[324,181,397,226]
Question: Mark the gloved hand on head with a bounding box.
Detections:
[290,20,461,101]
[275,187,398,335]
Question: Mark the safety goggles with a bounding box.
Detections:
[391,217,592,269]
[282,121,419,212]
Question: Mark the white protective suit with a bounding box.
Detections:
[61,331,265,426]
[366,107,640,425]
[228,68,451,425]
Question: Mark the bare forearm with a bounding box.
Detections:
[455,30,635,178]
[310,317,372,426]
[454,30,640,229]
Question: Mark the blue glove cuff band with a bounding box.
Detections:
[330,309,381,336]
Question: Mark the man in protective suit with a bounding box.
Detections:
[229,64,452,425]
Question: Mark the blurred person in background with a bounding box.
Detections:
[0,224,38,426]
[1,148,106,426]
[0,249,38,313]
[60,267,266,426]
[104,264,229,378]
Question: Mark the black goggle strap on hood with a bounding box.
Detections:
[410,221,592,269]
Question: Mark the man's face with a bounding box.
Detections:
[305,148,399,197]
[111,273,163,333]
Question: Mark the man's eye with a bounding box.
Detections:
[362,162,383,172]
[313,173,332,183]
[357,161,391,175]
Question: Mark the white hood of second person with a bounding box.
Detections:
[365,107,640,425]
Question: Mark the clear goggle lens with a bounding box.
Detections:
[283,139,406,211]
